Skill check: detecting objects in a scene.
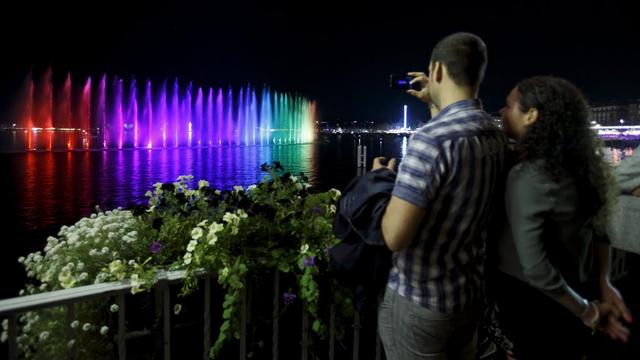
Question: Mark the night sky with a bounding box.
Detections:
[1,1,639,127]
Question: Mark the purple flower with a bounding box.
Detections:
[283,292,297,305]
[151,241,164,254]
[303,256,316,268]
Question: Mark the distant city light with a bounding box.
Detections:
[403,105,407,129]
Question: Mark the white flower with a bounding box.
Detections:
[173,304,182,315]
[329,188,341,201]
[207,232,218,245]
[329,204,336,215]
[300,244,309,254]
[130,274,145,294]
[109,260,122,273]
[79,272,89,281]
[38,331,49,341]
[209,222,224,234]
[145,190,152,197]
[110,304,120,313]
[58,269,76,289]
[39,283,47,291]
[17,256,25,264]
[128,260,136,266]
[1,331,7,343]
[67,339,75,348]
[290,175,299,182]
[100,326,109,335]
[214,190,221,196]
[198,180,209,189]
[71,320,79,329]
[197,220,208,227]
[101,247,109,254]
[236,209,248,219]
[82,323,91,332]
[89,249,98,256]
[223,212,239,225]
[219,267,230,279]
[191,227,203,240]
[183,252,193,265]
[76,262,85,271]
[186,240,197,252]
[233,185,244,192]
[247,184,257,191]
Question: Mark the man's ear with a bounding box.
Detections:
[432,61,444,83]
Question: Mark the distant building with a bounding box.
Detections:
[591,101,640,126]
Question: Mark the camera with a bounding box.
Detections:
[389,74,422,91]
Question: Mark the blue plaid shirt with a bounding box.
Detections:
[388,99,507,313]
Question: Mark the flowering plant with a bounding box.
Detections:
[2,165,351,359]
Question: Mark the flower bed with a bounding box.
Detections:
[1,164,354,359]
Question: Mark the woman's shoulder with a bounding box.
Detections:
[508,159,548,181]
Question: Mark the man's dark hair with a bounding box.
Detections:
[430,32,487,87]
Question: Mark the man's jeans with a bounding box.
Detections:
[377,287,478,360]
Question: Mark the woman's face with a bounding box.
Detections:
[501,87,531,140]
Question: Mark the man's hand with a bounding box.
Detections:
[372,156,397,173]
[406,72,432,104]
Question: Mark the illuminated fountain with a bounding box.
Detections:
[12,69,317,150]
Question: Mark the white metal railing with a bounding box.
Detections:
[0,269,380,360]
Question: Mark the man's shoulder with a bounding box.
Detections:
[415,109,497,142]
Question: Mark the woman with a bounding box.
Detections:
[491,76,632,359]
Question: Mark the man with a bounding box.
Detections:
[375,32,507,360]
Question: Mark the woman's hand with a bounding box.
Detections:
[600,279,633,323]
[594,301,631,343]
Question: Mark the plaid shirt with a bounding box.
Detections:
[388,99,507,313]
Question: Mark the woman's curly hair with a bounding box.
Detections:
[516,76,617,233]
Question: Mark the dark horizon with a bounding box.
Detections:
[1,1,639,127]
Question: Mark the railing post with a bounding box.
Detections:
[272,271,279,360]
[154,280,163,356]
[157,271,171,360]
[116,293,126,360]
[8,314,17,360]
[329,305,336,360]
[203,277,211,360]
[239,280,247,360]
[352,310,360,360]
[66,303,77,360]
[301,310,309,360]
